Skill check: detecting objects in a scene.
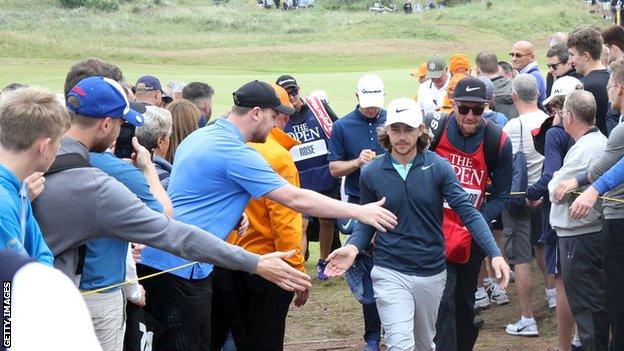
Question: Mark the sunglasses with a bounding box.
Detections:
[546,61,567,69]
[508,52,533,58]
[457,104,485,115]
[287,88,299,97]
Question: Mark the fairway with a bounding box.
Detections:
[0,0,611,349]
[1,60,415,117]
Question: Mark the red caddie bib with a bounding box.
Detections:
[435,127,489,263]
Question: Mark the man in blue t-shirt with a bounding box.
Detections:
[0,86,69,265]
[327,74,387,351]
[140,80,398,351]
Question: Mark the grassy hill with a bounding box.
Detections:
[0,0,607,114]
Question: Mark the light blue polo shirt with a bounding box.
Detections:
[141,117,287,279]
[0,164,53,265]
[79,152,163,291]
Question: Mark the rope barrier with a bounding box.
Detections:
[82,189,624,295]
[81,261,198,296]
[507,191,624,204]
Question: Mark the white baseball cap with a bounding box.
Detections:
[543,76,583,105]
[385,97,423,128]
[356,74,385,108]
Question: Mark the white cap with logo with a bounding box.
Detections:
[385,97,423,128]
[543,76,583,105]
[357,74,385,108]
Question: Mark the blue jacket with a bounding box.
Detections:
[0,165,53,265]
[526,125,571,201]
[347,151,501,277]
[522,63,547,106]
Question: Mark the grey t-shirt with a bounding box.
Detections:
[32,137,259,284]
[589,123,624,219]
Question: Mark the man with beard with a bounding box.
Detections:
[138,80,397,351]
[32,77,314,351]
[429,77,513,351]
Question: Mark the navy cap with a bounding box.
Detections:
[66,76,145,126]
[233,80,295,115]
[135,75,163,92]
[275,74,298,90]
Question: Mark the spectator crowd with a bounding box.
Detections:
[3,22,624,351]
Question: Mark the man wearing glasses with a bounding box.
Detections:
[275,74,340,281]
[509,41,547,106]
[546,43,581,96]
[430,77,513,351]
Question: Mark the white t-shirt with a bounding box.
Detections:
[417,75,449,114]
[503,110,549,185]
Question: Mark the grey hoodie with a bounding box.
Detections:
[491,76,519,120]
[548,130,607,237]
[32,137,259,285]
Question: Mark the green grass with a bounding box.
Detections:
[0,0,605,114]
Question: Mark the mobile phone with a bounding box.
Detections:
[114,122,136,159]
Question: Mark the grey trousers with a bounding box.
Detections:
[371,265,446,351]
[83,289,126,351]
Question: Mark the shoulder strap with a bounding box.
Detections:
[303,96,333,139]
[426,111,449,151]
[483,119,504,172]
[45,153,91,175]
[44,153,91,275]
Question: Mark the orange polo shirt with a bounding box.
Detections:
[227,128,306,272]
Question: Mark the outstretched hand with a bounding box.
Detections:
[256,250,311,292]
[323,244,359,278]
[356,197,397,233]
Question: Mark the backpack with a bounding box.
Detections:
[427,111,504,179]
[427,112,504,263]
[507,121,529,217]
[44,153,92,276]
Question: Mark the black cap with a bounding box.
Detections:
[233,80,295,115]
[452,77,489,103]
[275,74,298,90]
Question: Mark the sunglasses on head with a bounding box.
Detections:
[287,88,299,97]
[457,104,485,115]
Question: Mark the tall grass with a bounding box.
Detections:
[0,0,604,71]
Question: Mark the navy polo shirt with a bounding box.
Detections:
[141,117,286,279]
[327,106,387,198]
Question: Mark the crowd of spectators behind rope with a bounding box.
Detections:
[5,14,624,351]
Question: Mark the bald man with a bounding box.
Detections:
[509,41,547,105]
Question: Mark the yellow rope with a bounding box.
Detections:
[507,191,624,204]
[83,189,624,295]
[81,261,198,296]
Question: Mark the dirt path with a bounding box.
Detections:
[284,260,557,350]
